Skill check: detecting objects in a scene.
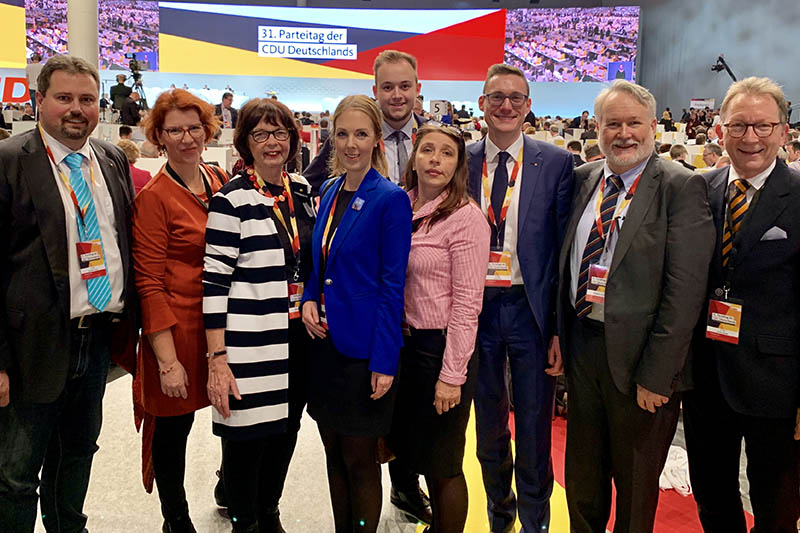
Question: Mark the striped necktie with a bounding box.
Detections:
[721,178,751,268]
[64,152,112,312]
[575,174,624,318]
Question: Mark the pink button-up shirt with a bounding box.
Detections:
[405,189,491,385]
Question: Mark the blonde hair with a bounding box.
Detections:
[594,80,656,122]
[328,95,388,177]
[116,139,140,163]
[720,76,788,124]
[483,63,529,95]
[373,50,418,82]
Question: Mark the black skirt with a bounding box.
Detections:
[390,329,477,478]
[307,337,398,437]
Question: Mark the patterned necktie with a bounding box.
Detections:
[490,151,510,248]
[721,178,751,267]
[64,153,112,312]
[391,130,408,185]
[575,174,624,318]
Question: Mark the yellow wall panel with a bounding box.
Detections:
[0,4,27,68]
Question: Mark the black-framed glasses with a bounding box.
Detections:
[723,122,782,138]
[250,129,290,143]
[482,92,528,108]
[162,124,205,140]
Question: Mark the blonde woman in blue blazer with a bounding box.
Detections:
[301,94,412,533]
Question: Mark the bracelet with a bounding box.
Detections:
[160,361,177,375]
[206,349,227,359]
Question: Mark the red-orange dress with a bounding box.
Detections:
[132,165,224,417]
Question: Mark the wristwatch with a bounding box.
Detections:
[206,349,227,358]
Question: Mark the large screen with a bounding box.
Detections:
[12,4,639,83]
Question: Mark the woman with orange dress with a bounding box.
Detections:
[132,89,228,533]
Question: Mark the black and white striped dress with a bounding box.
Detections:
[203,175,289,440]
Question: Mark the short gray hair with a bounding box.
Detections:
[594,80,656,123]
[38,55,100,96]
[720,76,788,124]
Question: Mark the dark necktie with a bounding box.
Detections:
[391,130,408,185]
[721,179,751,267]
[490,151,510,247]
[575,174,624,318]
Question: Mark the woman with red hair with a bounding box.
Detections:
[132,89,228,532]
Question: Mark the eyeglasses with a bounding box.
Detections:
[422,121,463,137]
[723,122,782,138]
[250,129,290,143]
[482,92,529,108]
[162,125,205,140]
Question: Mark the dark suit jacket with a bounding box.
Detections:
[467,136,575,340]
[214,104,238,129]
[120,98,140,126]
[692,161,800,418]
[0,130,135,402]
[109,83,131,110]
[303,112,427,195]
[557,154,715,396]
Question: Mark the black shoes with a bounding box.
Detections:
[214,470,227,508]
[258,510,287,533]
[161,515,196,533]
[390,486,433,525]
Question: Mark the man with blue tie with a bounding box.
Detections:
[0,55,135,532]
[467,63,574,532]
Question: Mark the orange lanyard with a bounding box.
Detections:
[594,172,643,240]
[249,168,301,259]
[481,145,524,233]
[39,124,96,229]
[321,180,344,262]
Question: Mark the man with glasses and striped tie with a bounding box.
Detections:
[684,77,800,532]
[555,80,715,532]
[0,55,134,532]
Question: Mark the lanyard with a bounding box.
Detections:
[481,145,524,236]
[249,168,302,276]
[165,163,213,210]
[594,172,643,240]
[39,124,97,234]
[321,180,345,262]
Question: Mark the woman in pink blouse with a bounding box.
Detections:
[390,123,490,533]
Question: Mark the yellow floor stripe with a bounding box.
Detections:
[417,407,570,532]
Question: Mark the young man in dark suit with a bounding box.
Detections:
[556,80,715,532]
[0,55,135,532]
[467,63,574,533]
[684,77,800,531]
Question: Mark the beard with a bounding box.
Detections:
[59,112,90,139]
[600,137,654,169]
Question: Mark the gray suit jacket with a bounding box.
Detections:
[557,154,715,396]
[0,129,135,402]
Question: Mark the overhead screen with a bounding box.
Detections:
[15,3,639,82]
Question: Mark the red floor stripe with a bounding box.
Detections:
[509,412,756,531]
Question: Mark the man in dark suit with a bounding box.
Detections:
[119,91,141,126]
[303,50,432,524]
[571,110,589,129]
[214,92,238,129]
[0,55,135,532]
[669,143,696,170]
[556,80,715,532]
[567,140,585,167]
[467,63,574,532]
[684,77,800,531]
[109,73,131,111]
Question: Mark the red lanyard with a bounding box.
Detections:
[248,168,301,259]
[594,172,643,240]
[481,145,524,233]
[321,181,344,262]
[39,124,96,228]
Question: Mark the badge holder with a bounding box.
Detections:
[288,281,304,320]
[586,224,617,322]
[485,248,512,287]
[706,287,743,344]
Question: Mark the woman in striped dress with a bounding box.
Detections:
[202,98,313,533]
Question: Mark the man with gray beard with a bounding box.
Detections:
[554,80,715,531]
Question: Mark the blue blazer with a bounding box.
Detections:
[302,167,412,376]
[467,136,574,340]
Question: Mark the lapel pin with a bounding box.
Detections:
[352,197,365,211]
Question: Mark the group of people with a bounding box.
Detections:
[0,47,798,533]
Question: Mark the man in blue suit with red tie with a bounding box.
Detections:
[467,63,574,532]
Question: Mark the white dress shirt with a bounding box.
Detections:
[382,115,416,184]
[569,157,650,306]
[727,160,775,207]
[478,134,525,285]
[42,128,125,317]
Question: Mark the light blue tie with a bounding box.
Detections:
[64,152,112,312]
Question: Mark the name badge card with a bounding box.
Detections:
[706,298,743,344]
[76,240,107,280]
[288,282,304,320]
[320,294,328,330]
[586,264,609,304]
[486,250,512,287]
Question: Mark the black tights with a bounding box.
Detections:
[426,472,468,533]
[318,427,382,533]
[152,412,195,522]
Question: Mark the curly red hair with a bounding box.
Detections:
[142,89,220,148]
